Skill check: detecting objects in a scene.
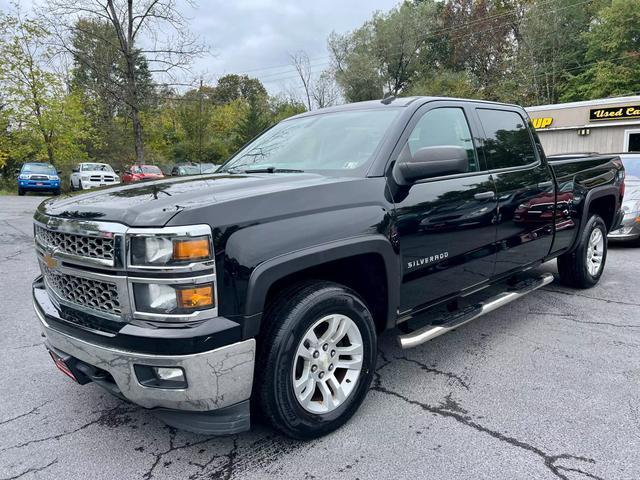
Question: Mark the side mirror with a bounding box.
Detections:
[115,170,120,174]
[57,171,63,175]
[396,146,468,183]
[72,168,79,173]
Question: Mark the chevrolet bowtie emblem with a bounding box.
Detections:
[43,252,58,269]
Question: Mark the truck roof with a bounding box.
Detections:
[288,96,522,120]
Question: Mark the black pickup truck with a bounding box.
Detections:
[31,97,625,439]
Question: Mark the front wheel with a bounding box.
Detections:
[557,214,607,288]
[18,188,25,196]
[255,281,377,439]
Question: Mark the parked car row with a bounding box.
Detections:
[16,162,223,195]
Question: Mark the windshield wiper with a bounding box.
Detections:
[226,165,304,174]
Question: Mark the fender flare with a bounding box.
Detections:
[569,185,620,253]
[245,235,400,330]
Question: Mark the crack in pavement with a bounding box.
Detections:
[7,342,43,352]
[0,401,48,427]
[0,459,58,480]
[140,428,222,480]
[0,404,137,453]
[371,357,604,480]
[542,288,640,307]
[528,311,640,329]
[395,356,470,390]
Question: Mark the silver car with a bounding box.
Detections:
[609,153,640,245]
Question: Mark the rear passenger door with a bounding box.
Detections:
[475,107,555,276]
[392,102,498,313]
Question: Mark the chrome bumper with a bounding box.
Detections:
[608,217,640,240]
[34,299,255,412]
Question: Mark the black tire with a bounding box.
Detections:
[70,182,76,192]
[557,214,607,288]
[78,180,83,191]
[53,189,61,196]
[18,188,25,196]
[255,281,377,439]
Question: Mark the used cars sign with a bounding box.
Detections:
[590,105,640,121]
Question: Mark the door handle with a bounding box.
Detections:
[474,191,496,200]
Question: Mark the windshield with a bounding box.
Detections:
[220,108,401,174]
[621,154,640,181]
[82,163,113,172]
[141,166,162,175]
[21,163,56,175]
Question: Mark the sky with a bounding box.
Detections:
[0,0,401,96]
[184,0,400,95]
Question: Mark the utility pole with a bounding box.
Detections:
[198,78,203,175]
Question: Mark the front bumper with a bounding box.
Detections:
[79,179,121,189]
[33,279,255,433]
[19,180,60,190]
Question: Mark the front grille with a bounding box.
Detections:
[43,266,121,315]
[30,175,49,180]
[36,225,115,261]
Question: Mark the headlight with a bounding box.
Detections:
[133,282,215,314]
[19,174,29,180]
[49,175,59,180]
[131,235,211,266]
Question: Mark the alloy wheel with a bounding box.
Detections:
[292,314,364,414]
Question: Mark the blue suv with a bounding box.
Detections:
[18,163,61,196]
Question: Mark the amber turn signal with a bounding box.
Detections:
[173,237,211,261]
[176,285,214,309]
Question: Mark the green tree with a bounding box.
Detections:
[329,1,440,102]
[511,0,596,105]
[236,94,270,147]
[561,0,640,101]
[0,13,59,164]
[212,74,268,105]
[48,0,205,163]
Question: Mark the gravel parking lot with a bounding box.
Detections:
[1,194,639,480]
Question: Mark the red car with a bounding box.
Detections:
[122,165,164,184]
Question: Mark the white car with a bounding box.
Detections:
[70,163,121,190]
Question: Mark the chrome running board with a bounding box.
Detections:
[398,273,555,349]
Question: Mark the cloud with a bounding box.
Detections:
[0,0,400,94]
[185,0,399,92]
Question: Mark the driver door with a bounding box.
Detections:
[391,102,498,313]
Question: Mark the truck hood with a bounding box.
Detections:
[38,173,359,226]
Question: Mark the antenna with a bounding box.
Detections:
[381,95,396,105]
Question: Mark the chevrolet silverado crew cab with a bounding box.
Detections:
[31,97,625,439]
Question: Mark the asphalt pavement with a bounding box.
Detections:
[1,194,639,480]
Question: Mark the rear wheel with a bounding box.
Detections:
[557,214,607,288]
[255,281,376,439]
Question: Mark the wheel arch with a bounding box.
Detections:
[245,236,400,333]
[568,185,620,253]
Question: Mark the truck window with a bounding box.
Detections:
[406,107,479,172]
[478,109,536,169]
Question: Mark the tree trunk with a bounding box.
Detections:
[131,105,144,163]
